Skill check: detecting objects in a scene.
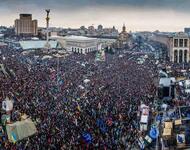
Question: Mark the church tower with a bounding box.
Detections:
[122,24,126,32]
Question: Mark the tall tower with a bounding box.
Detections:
[122,23,126,32]
[45,9,51,49]
[14,14,38,36]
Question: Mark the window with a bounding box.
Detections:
[179,50,183,63]
[184,39,188,47]
[179,39,183,47]
[174,39,178,47]
[174,50,178,63]
[184,50,187,63]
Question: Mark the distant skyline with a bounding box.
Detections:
[0,0,190,32]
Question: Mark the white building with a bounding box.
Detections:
[172,33,189,63]
[50,35,98,54]
[151,32,190,63]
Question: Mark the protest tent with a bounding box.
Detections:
[159,78,171,87]
[6,118,37,143]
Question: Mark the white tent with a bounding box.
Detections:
[159,78,171,87]
[84,79,90,84]
[78,85,85,90]
[140,104,148,110]
[184,80,190,89]
[42,55,53,60]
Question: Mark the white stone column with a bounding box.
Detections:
[172,49,175,62]
[178,39,180,47]
[187,51,189,62]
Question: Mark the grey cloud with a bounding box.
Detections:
[0,0,190,11]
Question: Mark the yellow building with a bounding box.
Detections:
[115,24,131,49]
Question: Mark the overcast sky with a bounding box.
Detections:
[0,0,190,32]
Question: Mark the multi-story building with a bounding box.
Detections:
[172,33,189,63]
[15,14,38,36]
[151,32,190,63]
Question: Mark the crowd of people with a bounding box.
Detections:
[0,47,158,149]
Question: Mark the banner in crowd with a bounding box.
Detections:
[149,126,159,139]
[177,134,185,144]
[82,132,92,144]
[2,98,13,112]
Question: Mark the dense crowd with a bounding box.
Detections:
[0,47,158,149]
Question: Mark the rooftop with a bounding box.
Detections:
[19,40,60,50]
[51,35,97,41]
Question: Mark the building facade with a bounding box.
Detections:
[15,14,38,36]
[151,32,190,63]
[50,35,98,54]
[114,24,131,49]
[172,33,189,63]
